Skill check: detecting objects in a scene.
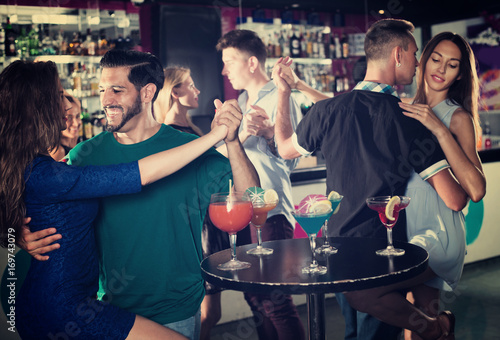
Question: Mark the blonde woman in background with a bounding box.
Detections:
[154,67,204,136]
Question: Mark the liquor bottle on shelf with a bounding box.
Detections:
[328,73,336,93]
[92,112,105,136]
[266,34,273,58]
[81,64,90,97]
[290,28,301,58]
[78,119,84,143]
[318,32,326,59]
[335,67,344,93]
[274,32,282,58]
[81,29,94,56]
[334,33,341,60]
[98,30,109,56]
[323,32,330,60]
[28,24,40,56]
[341,33,349,59]
[300,27,307,58]
[69,32,82,55]
[328,33,335,59]
[282,30,290,57]
[306,32,313,58]
[41,27,56,55]
[71,62,82,98]
[115,35,126,50]
[16,27,29,58]
[90,66,100,96]
[342,63,349,91]
[333,9,345,27]
[4,17,17,57]
[54,30,65,55]
[312,32,319,58]
[81,108,93,140]
[0,21,5,58]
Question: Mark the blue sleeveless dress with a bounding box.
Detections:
[17,155,141,339]
[405,99,466,291]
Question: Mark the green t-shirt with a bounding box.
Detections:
[67,124,231,324]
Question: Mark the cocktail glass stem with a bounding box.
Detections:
[230,233,238,262]
[375,225,405,256]
[309,233,319,267]
[323,222,330,246]
[218,232,251,270]
[316,221,338,255]
[386,228,395,251]
[302,233,326,274]
[247,224,273,255]
[256,226,263,249]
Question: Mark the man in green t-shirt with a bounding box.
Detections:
[20,49,259,340]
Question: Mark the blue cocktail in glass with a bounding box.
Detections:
[292,209,333,275]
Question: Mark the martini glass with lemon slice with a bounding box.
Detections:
[246,187,279,255]
[316,191,344,255]
[366,196,410,256]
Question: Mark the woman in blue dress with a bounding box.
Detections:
[0,60,229,339]
[398,32,486,339]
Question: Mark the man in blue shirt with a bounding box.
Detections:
[212,29,306,340]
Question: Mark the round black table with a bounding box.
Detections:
[201,237,428,340]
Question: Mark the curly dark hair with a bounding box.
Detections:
[100,49,165,102]
[0,60,62,247]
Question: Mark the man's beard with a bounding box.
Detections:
[105,94,142,132]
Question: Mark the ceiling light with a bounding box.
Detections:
[32,14,71,25]
[88,16,100,25]
[117,17,130,28]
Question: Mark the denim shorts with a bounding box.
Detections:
[163,309,201,340]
